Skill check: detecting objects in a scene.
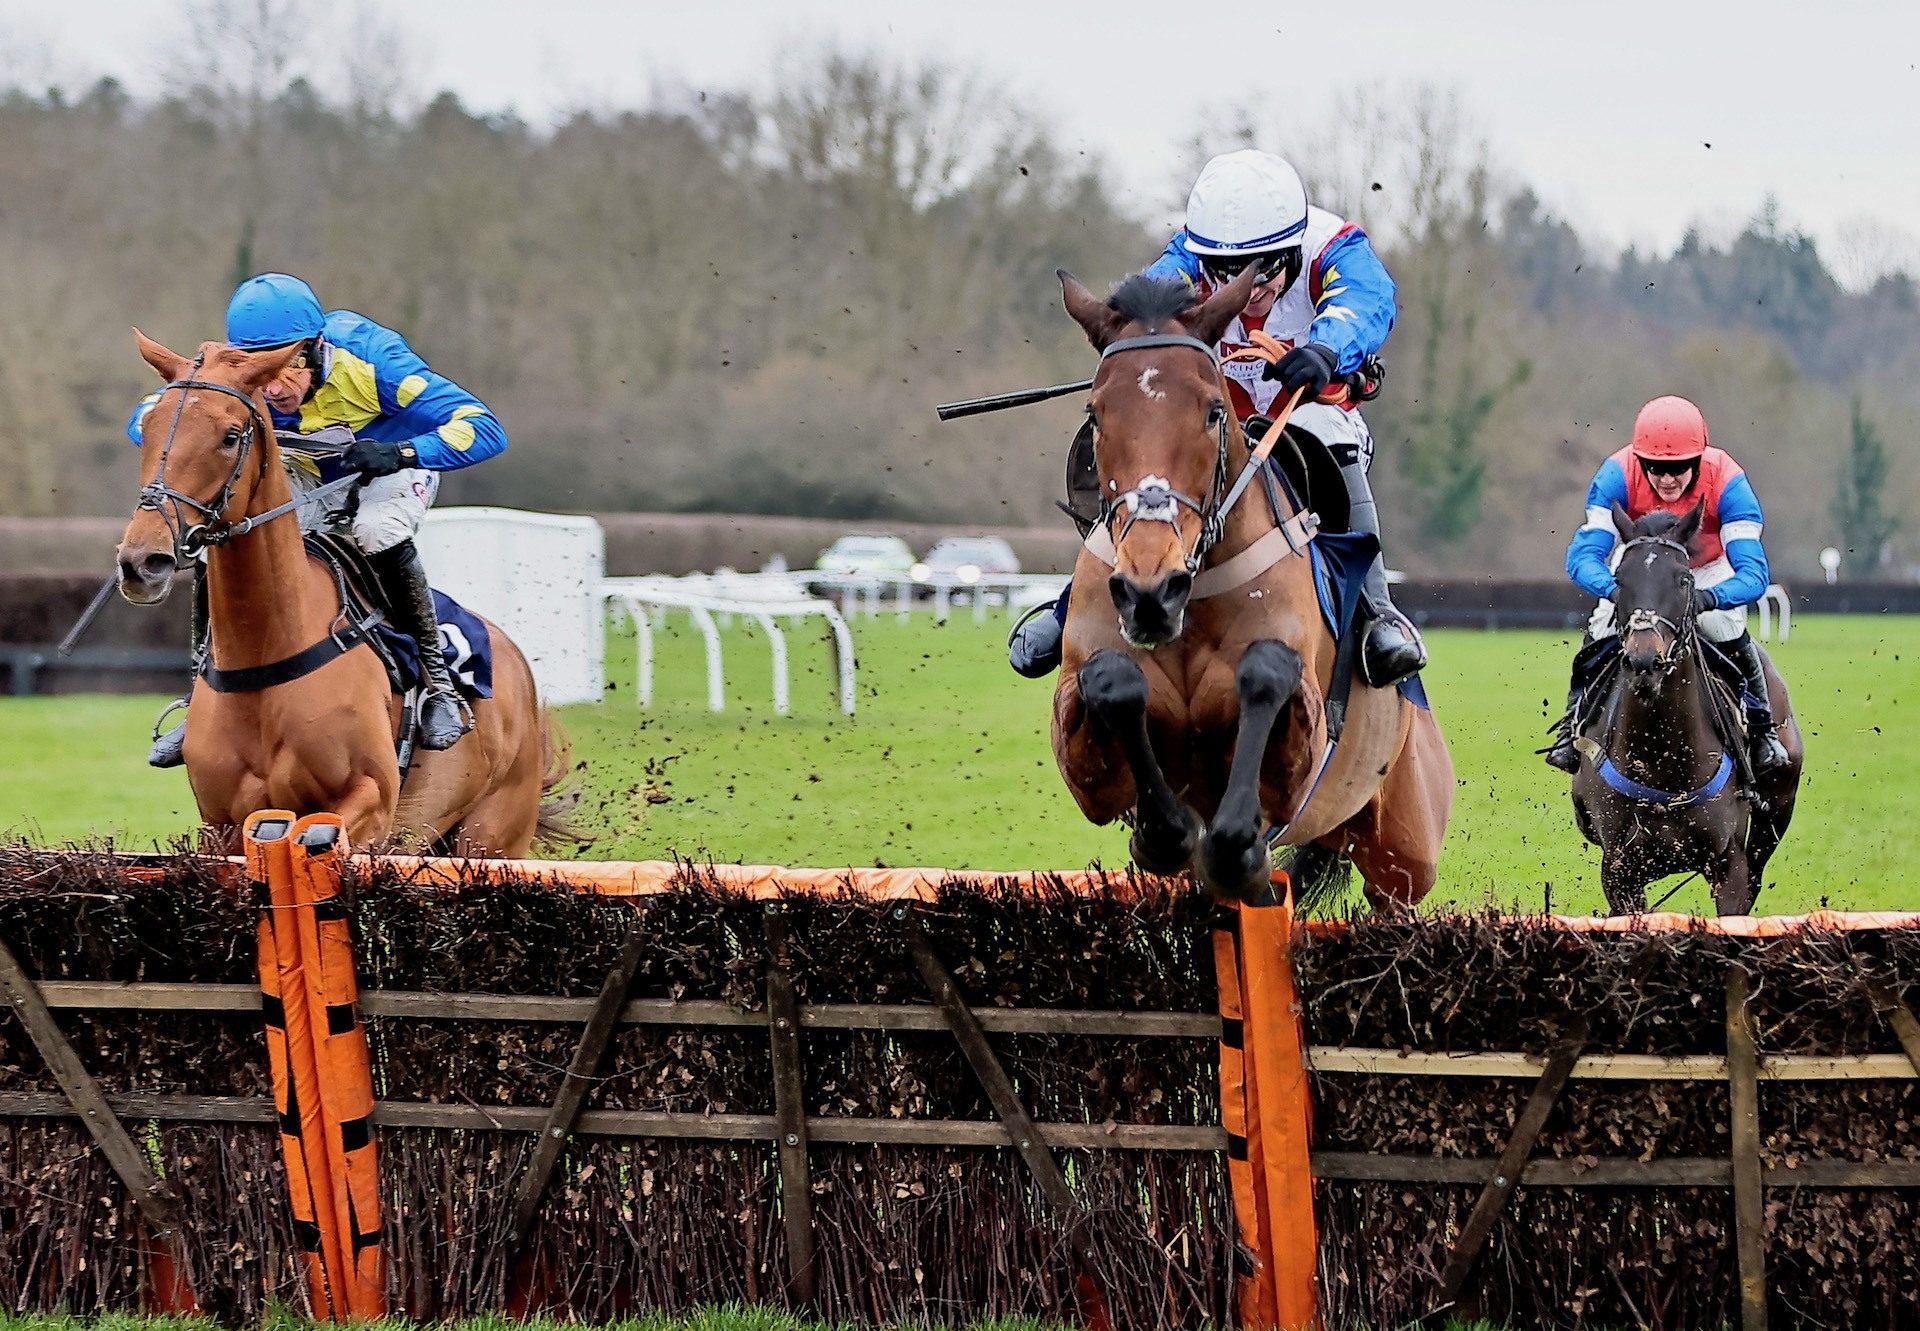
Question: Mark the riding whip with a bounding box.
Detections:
[56,574,121,657]
[935,378,1093,421]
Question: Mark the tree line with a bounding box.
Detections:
[0,40,1911,581]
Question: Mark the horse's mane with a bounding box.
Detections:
[1106,273,1197,332]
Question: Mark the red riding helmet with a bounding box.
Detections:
[1630,395,1709,462]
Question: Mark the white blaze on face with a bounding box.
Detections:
[1137,366,1165,400]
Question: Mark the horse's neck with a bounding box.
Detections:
[204,450,332,670]
[1607,653,1721,780]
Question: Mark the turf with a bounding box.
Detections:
[1,613,1913,916]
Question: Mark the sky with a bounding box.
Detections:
[5,0,1919,285]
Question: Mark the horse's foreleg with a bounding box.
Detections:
[1078,649,1199,876]
[1198,640,1303,902]
[1601,851,1647,916]
[1712,847,1755,916]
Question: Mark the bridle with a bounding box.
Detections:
[136,354,274,559]
[1092,333,1284,573]
[1614,534,1697,676]
[136,355,358,560]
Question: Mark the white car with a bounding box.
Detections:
[910,536,1021,585]
[814,534,916,577]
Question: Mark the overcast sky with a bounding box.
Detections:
[6,0,1918,284]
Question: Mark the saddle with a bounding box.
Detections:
[1566,635,1754,785]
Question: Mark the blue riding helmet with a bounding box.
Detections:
[226,273,326,350]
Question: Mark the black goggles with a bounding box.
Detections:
[1199,247,1300,288]
[1639,457,1699,479]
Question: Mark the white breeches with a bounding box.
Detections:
[1290,402,1376,471]
[291,464,438,554]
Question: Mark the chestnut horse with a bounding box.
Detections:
[1050,269,1452,908]
[117,332,574,855]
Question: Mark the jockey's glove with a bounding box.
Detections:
[343,439,419,477]
[1264,342,1339,398]
[1692,586,1720,615]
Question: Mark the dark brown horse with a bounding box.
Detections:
[1570,503,1802,913]
[117,332,575,854]
[1049,269,1453,908]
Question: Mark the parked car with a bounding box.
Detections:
[814,533,916,577]
[911,536,1021,585]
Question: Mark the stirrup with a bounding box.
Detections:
[417,689,473,751]
[1007,601,1064,679]
[150,695,190,741]
[1358,614,1427,688]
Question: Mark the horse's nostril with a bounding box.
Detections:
[1108,574,1137,613]
[1163,571,1192,605]
[138,552,177,581]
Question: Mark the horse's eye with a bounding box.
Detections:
[221,426,241,450]
[1205,402,1227,429]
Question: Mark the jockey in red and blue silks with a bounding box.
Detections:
[1007,149,1424,687]
[127,273,506,766]
[1545,394,1790,775]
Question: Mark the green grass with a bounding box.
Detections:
[2,613,1914,916]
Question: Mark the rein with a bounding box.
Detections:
[1089,332,1311,589]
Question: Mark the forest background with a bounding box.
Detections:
[2,4,1914,581]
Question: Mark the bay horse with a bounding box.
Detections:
[116,332,575,855]
[1570,503,1802,914]
[1050,269,1453,908]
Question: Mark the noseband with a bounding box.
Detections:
[1093,334,1238,573]
[1616,534,1697,673]
[137,356,273,559]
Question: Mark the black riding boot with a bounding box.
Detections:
[1543,679,1584,772]
[148,572,208,768]
[1335,447,1427,686]
[1008,589,1068,678]
[371,540,470,750]
[1732,632,1789,774]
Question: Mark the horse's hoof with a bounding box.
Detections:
[1197,829,1272,903]
[1130,806,1201,876]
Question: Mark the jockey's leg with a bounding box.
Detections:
[1546,602,1614,772]
[1308,405,1426,686]
[1700,605,1788,774]
[355,470,469,751]
[147,567,208,768]
[1008,582,1069,677]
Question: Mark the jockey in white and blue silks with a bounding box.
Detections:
[128,272,507,766]
[1008,149,1426,687]
[1544,394,1790,775]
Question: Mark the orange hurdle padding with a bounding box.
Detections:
[288,814,386,1319]
[247,811,343,1318]
[1237,891,1320,1331]
[1215,920,1277,1330]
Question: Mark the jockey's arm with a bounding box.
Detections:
[1305,227,1396,375]
[125,391,164,445]
[1702,473,1770,609]
[365,327,507,471]
[1144,231,1203,286]
[1565,458,1627,600]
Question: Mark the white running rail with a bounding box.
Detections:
[601,573,856,716]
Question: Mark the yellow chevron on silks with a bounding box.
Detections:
[436,403,485,453]
[298,349,383,434]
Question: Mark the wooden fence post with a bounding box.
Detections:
[1726,962,1768,1331]
[1214,918,1278,1330]
[1236,894,1320,1331]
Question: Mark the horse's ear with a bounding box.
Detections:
[1058,269,1126,350]
[133,328,191,382]
[1180,265,1259,347]
[1671,497,1706,550]
[1610,500,1635,540]
[230,342,306,393]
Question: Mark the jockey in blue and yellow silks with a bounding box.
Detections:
[1008,149,1424,686]
[1545,394,1789,776]
[128,273,507,766]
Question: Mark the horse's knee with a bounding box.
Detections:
[1237,639,1303,710]
[1078,649,1148,717]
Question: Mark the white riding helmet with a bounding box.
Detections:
[1182,150,1309,258]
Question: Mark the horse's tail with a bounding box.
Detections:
[533,707,591,853]
[1274,840,1353,916]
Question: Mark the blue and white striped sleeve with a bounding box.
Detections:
[126,390,163,445]
[1565,459,1628,600]
[1706,473,1770,609]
